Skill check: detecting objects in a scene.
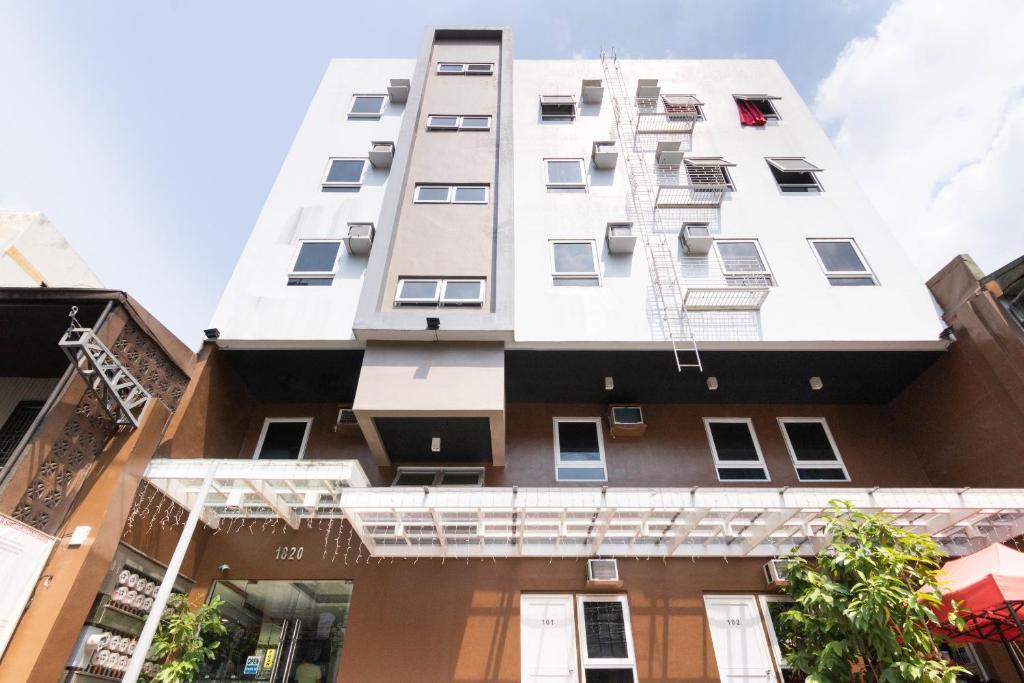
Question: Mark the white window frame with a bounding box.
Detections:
[392,467,485,487]
[321,157,367,189]
[702,417,770,482]
[758,595,796,677]
[436,62,494,75]
[437,63,466,74]
[426,115,460,130]
[426,114,491,131]
[550,240,601,286]
[459,115,491,130]
[808,238,878,285]
[413,185,453,203]
[576,594,638,682]
[395,278,441,305]
[545,158,587,189]
[413,185,489,204]
[777,417,850,482]
[252,418,313,461]
[289,239,341,278]
[766,157,823,192]
[347,94,387,119]
[685,158,736,190]
[539,95,578,121]
[440,279,485,305]
[452,185,489,204]
[553,417,607,482]
[714,239,774,285]
[735,94,782,120]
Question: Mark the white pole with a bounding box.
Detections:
[123,461,218,683]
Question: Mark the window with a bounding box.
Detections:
[253,418,312,460]
[545,158,586,189]
[758,596,806,682]
[714,240,774,285]
[551,240,600,286]
[576,595,638,683]
[779,418,849,481]
[735,94,781,121]
[392,467,485,487]
[287,240,341,287]
[437,62,493,75]
[540,95,577,121]
[322,158,366,189]
[663,94,704,121]
[685,158,735,190]
[395,278,484,306]
[766,158,823,192]
[0,400,44,469]
[553,418,606,481]
[426,115,491,131]
[809,239,877,286]
[703,418,769,481]
[348,94,386,119]
[413,184,489,204]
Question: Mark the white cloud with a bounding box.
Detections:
[815,0,1024,277]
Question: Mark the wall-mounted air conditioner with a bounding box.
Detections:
[606,222,636,255]
[343,223,375,255]
[764,559,793,588]
[636,78,660,99]
[387,78,410,103]
[581,79,604,104]
[369,141,395,169]
[334,407,358,432]
[587,558,621,586]
[592,141,618,170]
[680,224,712,256]
[609,405,646,437]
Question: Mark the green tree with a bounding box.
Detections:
[147,594,228,683]
[777,501,966,683]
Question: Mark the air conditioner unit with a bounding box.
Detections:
[606,222,636,255]
[680,224,712,256]
[636,78,660,99]
[369,141,395,169]
[587,558,621,586]
[764,559,793,588]
[334,407,358,432]
[609,405,646,437]
[581,79,604,104]
[592,140,618,170]
[344,223,374,255]
[387,78,410,103]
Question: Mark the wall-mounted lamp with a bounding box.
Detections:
[426,317,440,331]
[604,376,614,391]
[204,328,220,340]
[809,376,824,391]
[430,436,441,453]
[706,376,719,391]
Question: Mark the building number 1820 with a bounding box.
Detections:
[274,545,304,560]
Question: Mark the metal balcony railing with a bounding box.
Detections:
[655,183,727,208]
[635,95,701,134]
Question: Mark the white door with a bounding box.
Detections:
[0,515,55,657]
[521,594,578,683]
[704,595,777,682]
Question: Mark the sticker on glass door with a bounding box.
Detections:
[704,595,778,682]
[521,594,578,682]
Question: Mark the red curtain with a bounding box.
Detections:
[737,100,767,126]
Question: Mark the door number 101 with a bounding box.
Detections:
[274,545,304,561]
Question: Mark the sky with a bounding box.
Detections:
[1,0,1022,347]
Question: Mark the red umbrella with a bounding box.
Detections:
[933,543,1024,681]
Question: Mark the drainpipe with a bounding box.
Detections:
[122,461,218,683]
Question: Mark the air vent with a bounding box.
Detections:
[334,408,358,431]
[763,558,793,588]
[587,558,621,586]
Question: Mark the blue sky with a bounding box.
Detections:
[2,0,1021,346]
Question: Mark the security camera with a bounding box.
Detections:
[218,564,230,573]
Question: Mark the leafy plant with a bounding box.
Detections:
[147,594,228,683]
[777,501,966,683]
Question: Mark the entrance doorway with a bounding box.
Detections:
[704,595,778,682]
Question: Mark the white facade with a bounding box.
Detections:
[0,212,103,288]
[211,57,945,350]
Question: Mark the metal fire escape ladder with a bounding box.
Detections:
[58,306,150,428]
[601,51,701,372]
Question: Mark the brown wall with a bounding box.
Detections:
[184,522,774,683]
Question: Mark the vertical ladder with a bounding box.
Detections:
[58,307,150,428]
[601,51,701,372]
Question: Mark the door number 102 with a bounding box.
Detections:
[274,545,304,561]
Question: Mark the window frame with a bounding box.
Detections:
[392,467,485,487]
[395,278,485,307]
[553,417,607,482]
[413,184,489,204]
[758,594,797,677]
[685,158,736,191]
[544,158,587,189]
[777,417,850,482]
[734,94,781,120]
[289,239,342,278]
[395,278,442,305]
[714,239,775,285]
[437,62,466,74]
[539,95,578,121]
[808,238,878,286]
[575,594,638,681]
[252,417,313,461]
[322,157,367,189]
[550,239,601,286]
[347,94,387,119]
[440,279,485,306]
[452,185,489,204]
[702,417,770,482]
[426,114,492,131]
[766,157,824,192]
[436,62,494,75]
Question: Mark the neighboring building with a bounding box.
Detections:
[2,27,1023,683]
[0,212,103,288]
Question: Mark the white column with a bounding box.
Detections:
[123,461,218,683]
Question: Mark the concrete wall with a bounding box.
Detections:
[512,59,944,347]
[0,212,103,288]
